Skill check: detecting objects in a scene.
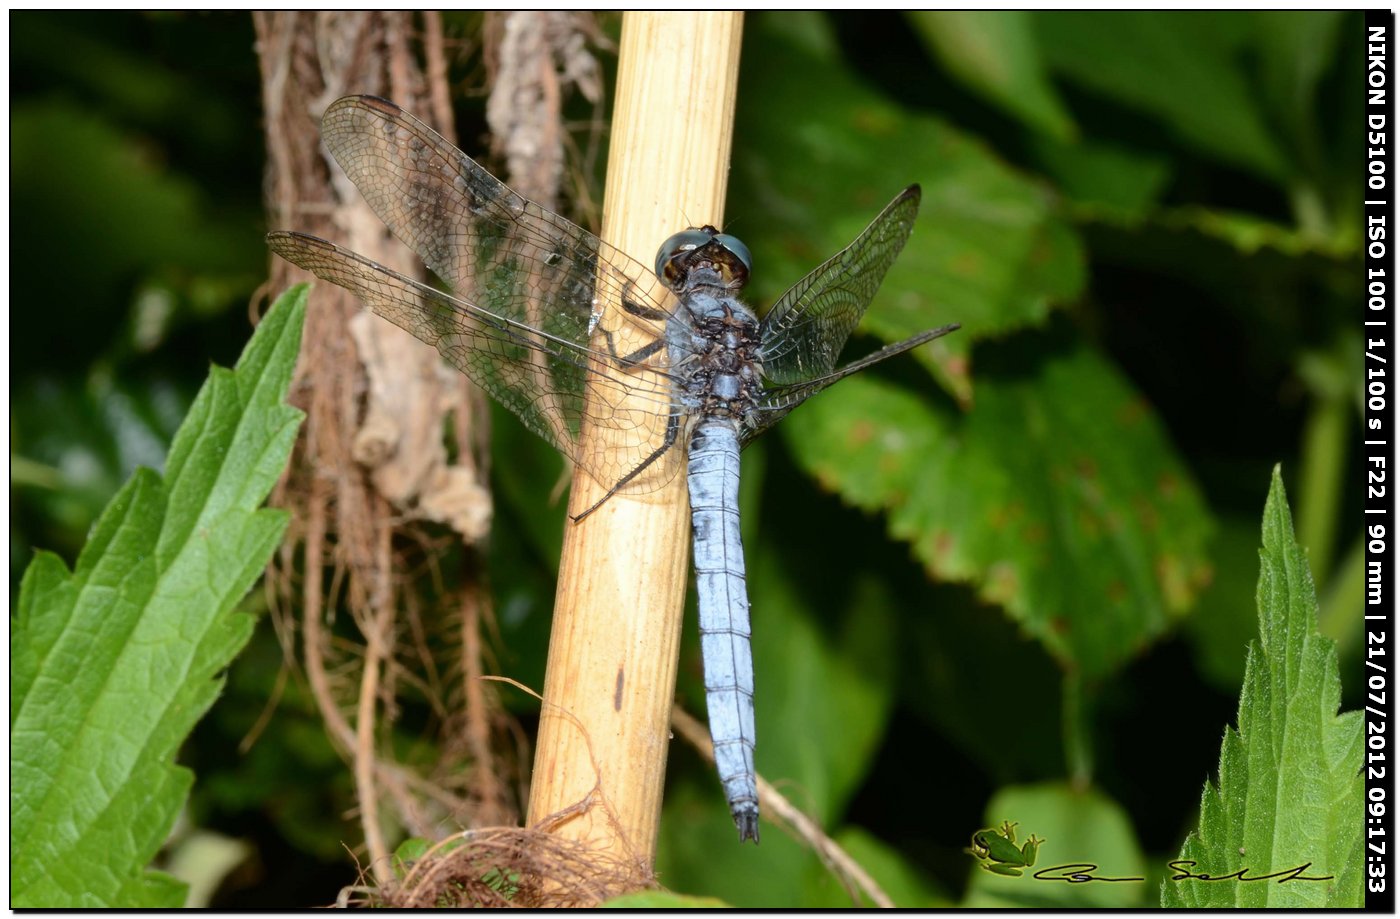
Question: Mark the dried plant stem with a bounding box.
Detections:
[423,12,454,137]
[526,11,744,861]
[461,578,509,825]
[300,473,347,744]
[352,504,394,884]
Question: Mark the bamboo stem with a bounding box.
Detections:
[526,11,744,861]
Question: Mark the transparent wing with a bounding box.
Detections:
[758,185,921,385]
[270,95,687,493]
[746,185,933,442]
[269,232,682,484]
[747,322,960,441]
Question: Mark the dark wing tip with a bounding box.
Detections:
[884,183,921,221]
[266,229,328,253]
[265,229,295,252]
[339,93,401,116]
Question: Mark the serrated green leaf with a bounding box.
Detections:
[783,343,1211,677]
[734,15,1086,403]
[11,286,306,907]
[1161,467,1363,907]
[964,783,1148,908]
[908,11,1077,141]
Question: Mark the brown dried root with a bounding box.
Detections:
[373,827,657,908]
[256,11,517,887]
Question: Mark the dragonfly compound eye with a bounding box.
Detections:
[712,233,752,273]
[655,228,753,289]
[655,229,715,281]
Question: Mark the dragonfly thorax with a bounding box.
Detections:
[669,295,764,427]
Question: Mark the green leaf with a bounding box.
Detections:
[657,780,814,906]
[908,11,1077,141]
[12,374,190,567]
[601,891,731,908]
[393,837,433,879]
[11,286,306,907]
[1185,517,1272,693]
[1161,467,1363,907]
[799,827,950,907]
[1034,13,1290,181]
[1254,11,1346,172]
[963,783,1148,908]
[734,14,1086,403]
[748,548,899,826]
[1028,136,1172,222]
[902,588,1062,782]
[10,101,260,334]
[783,343,1212,677]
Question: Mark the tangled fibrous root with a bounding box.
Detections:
[349,827,657,908]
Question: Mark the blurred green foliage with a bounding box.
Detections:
[11,10,1365,908]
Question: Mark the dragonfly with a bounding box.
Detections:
[269,95,959,844]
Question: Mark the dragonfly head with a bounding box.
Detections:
[655,226,752,293]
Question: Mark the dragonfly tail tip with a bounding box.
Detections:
[735,811,760,844]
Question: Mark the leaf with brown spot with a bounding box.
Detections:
[783,342,1211,677]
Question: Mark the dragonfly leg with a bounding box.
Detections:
[571,410,680,522]
[598,331,665,370]
[620,286,670,322]
[592,280,672,364]
[599,280,685,368]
